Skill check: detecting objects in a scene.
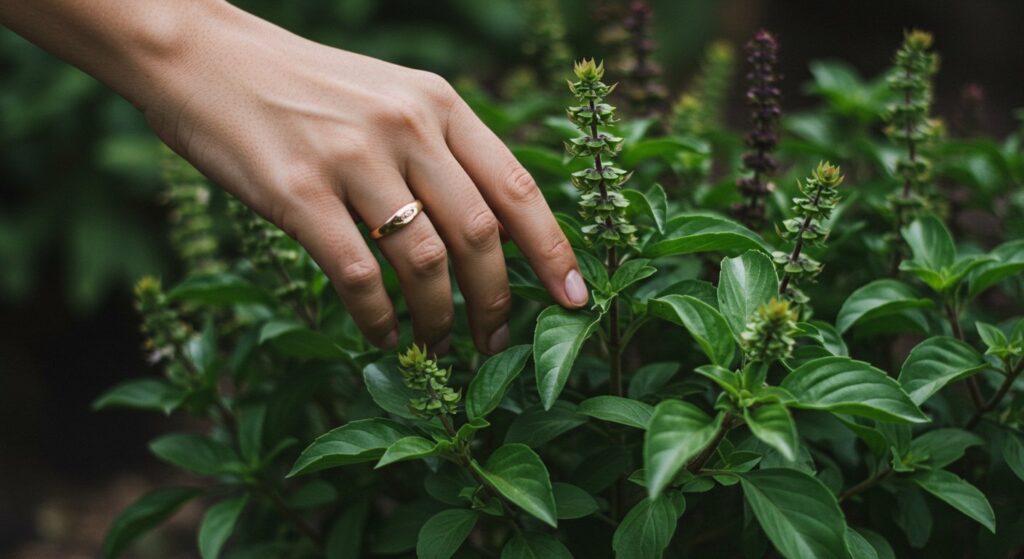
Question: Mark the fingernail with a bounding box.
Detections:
[432,335,451,355]
[564,269,589,307]
[488,324,509,354]
[381,328,399,349]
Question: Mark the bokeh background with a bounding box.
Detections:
[2,0,1023,556]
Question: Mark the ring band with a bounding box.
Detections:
[370,200,423,240]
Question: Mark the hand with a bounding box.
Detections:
[135,2,588,354]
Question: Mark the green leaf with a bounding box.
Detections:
[739,469,851,559]
[835,279,933,334]
[975,322,1009,353]
[149,433,242,476]
[102,487,203,559]
[901,215,955,271]
[1004,434,1024,482]
[796,321,849,356]
[622,184,669,234]
[644,400,724,498]
[897,336,988,405]
[287,480,337,509]
[167,273,271,306]
[621,135,707,166]
[578,396,654,429]
[695,365,742,399]
[466,345,532,420]
[198,495,248,559]
[363,358,421,419]
[259,320,347,360]
[474,443,557,528]
[893,486,932,548]
[717,251,779,339]
[650,294,735,366]
[554,213,588,249]
[657,278,718,308]
[912,469,995,533]
[576,250,609,291]
[368,500,443,554]
[906,429,983,469]
[326,500,370,559]
[628,362,680,399]
[611,259,658,293]
[376,436,448,469]
[415,509,478,559]
[553,482,599,519]
[644,215,769,258]
[288,418,413,477]
[612,496,682,559]
[845,529,878,559]
[744,403,799,462]
[92,378,187,415]
[781,356,928,423]
[237,404,266,464]
[534,306,600,410]
[968,239,1024,297]
[854,529,896,559]
[500,532,573,559]
[505,401,588,448]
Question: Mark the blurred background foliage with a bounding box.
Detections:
[1,0,1023,556]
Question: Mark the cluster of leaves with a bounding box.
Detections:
[95,19,1024,559]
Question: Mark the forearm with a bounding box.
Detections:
[0,0,233,109]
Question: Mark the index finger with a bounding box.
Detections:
[445,101,588,309]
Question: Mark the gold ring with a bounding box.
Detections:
[370,200,423,240]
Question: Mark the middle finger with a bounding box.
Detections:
[348,170,454,353]
[407,148,511,355]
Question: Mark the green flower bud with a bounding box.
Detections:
[740,298,800,364]
[398,345,461,418]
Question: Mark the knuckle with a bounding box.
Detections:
[419,71,457,105]
[432,309,455,333]
[375,97,429,137]
[336,259,381,294]
[541,233,571,262]
[407,235,448,277]
[461,208,500,250]
[503,161,540,204]
[363,310,395,336]
[482,289,512,316]
[329,134,372,165]
[271,167,333,238]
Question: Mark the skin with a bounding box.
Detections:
[0,0,589,355]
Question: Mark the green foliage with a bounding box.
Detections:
[95,25,1024,559]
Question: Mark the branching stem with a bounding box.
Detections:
[839,468,892,503]
[688,414,737,473]
[966,359,1023,430]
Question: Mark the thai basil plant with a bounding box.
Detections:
[94,23,1024,559]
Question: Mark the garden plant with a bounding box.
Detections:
[93,17,1024,559]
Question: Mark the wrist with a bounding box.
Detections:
[116,0,238,109]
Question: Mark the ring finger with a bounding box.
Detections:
[348,171,454,352]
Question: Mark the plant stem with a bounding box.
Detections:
[945,302,985,408]
[687,414,737,473]
[966,359,1023,429]
[778,186,824,295]
[425,384,458,438]
[839,468,892,503]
